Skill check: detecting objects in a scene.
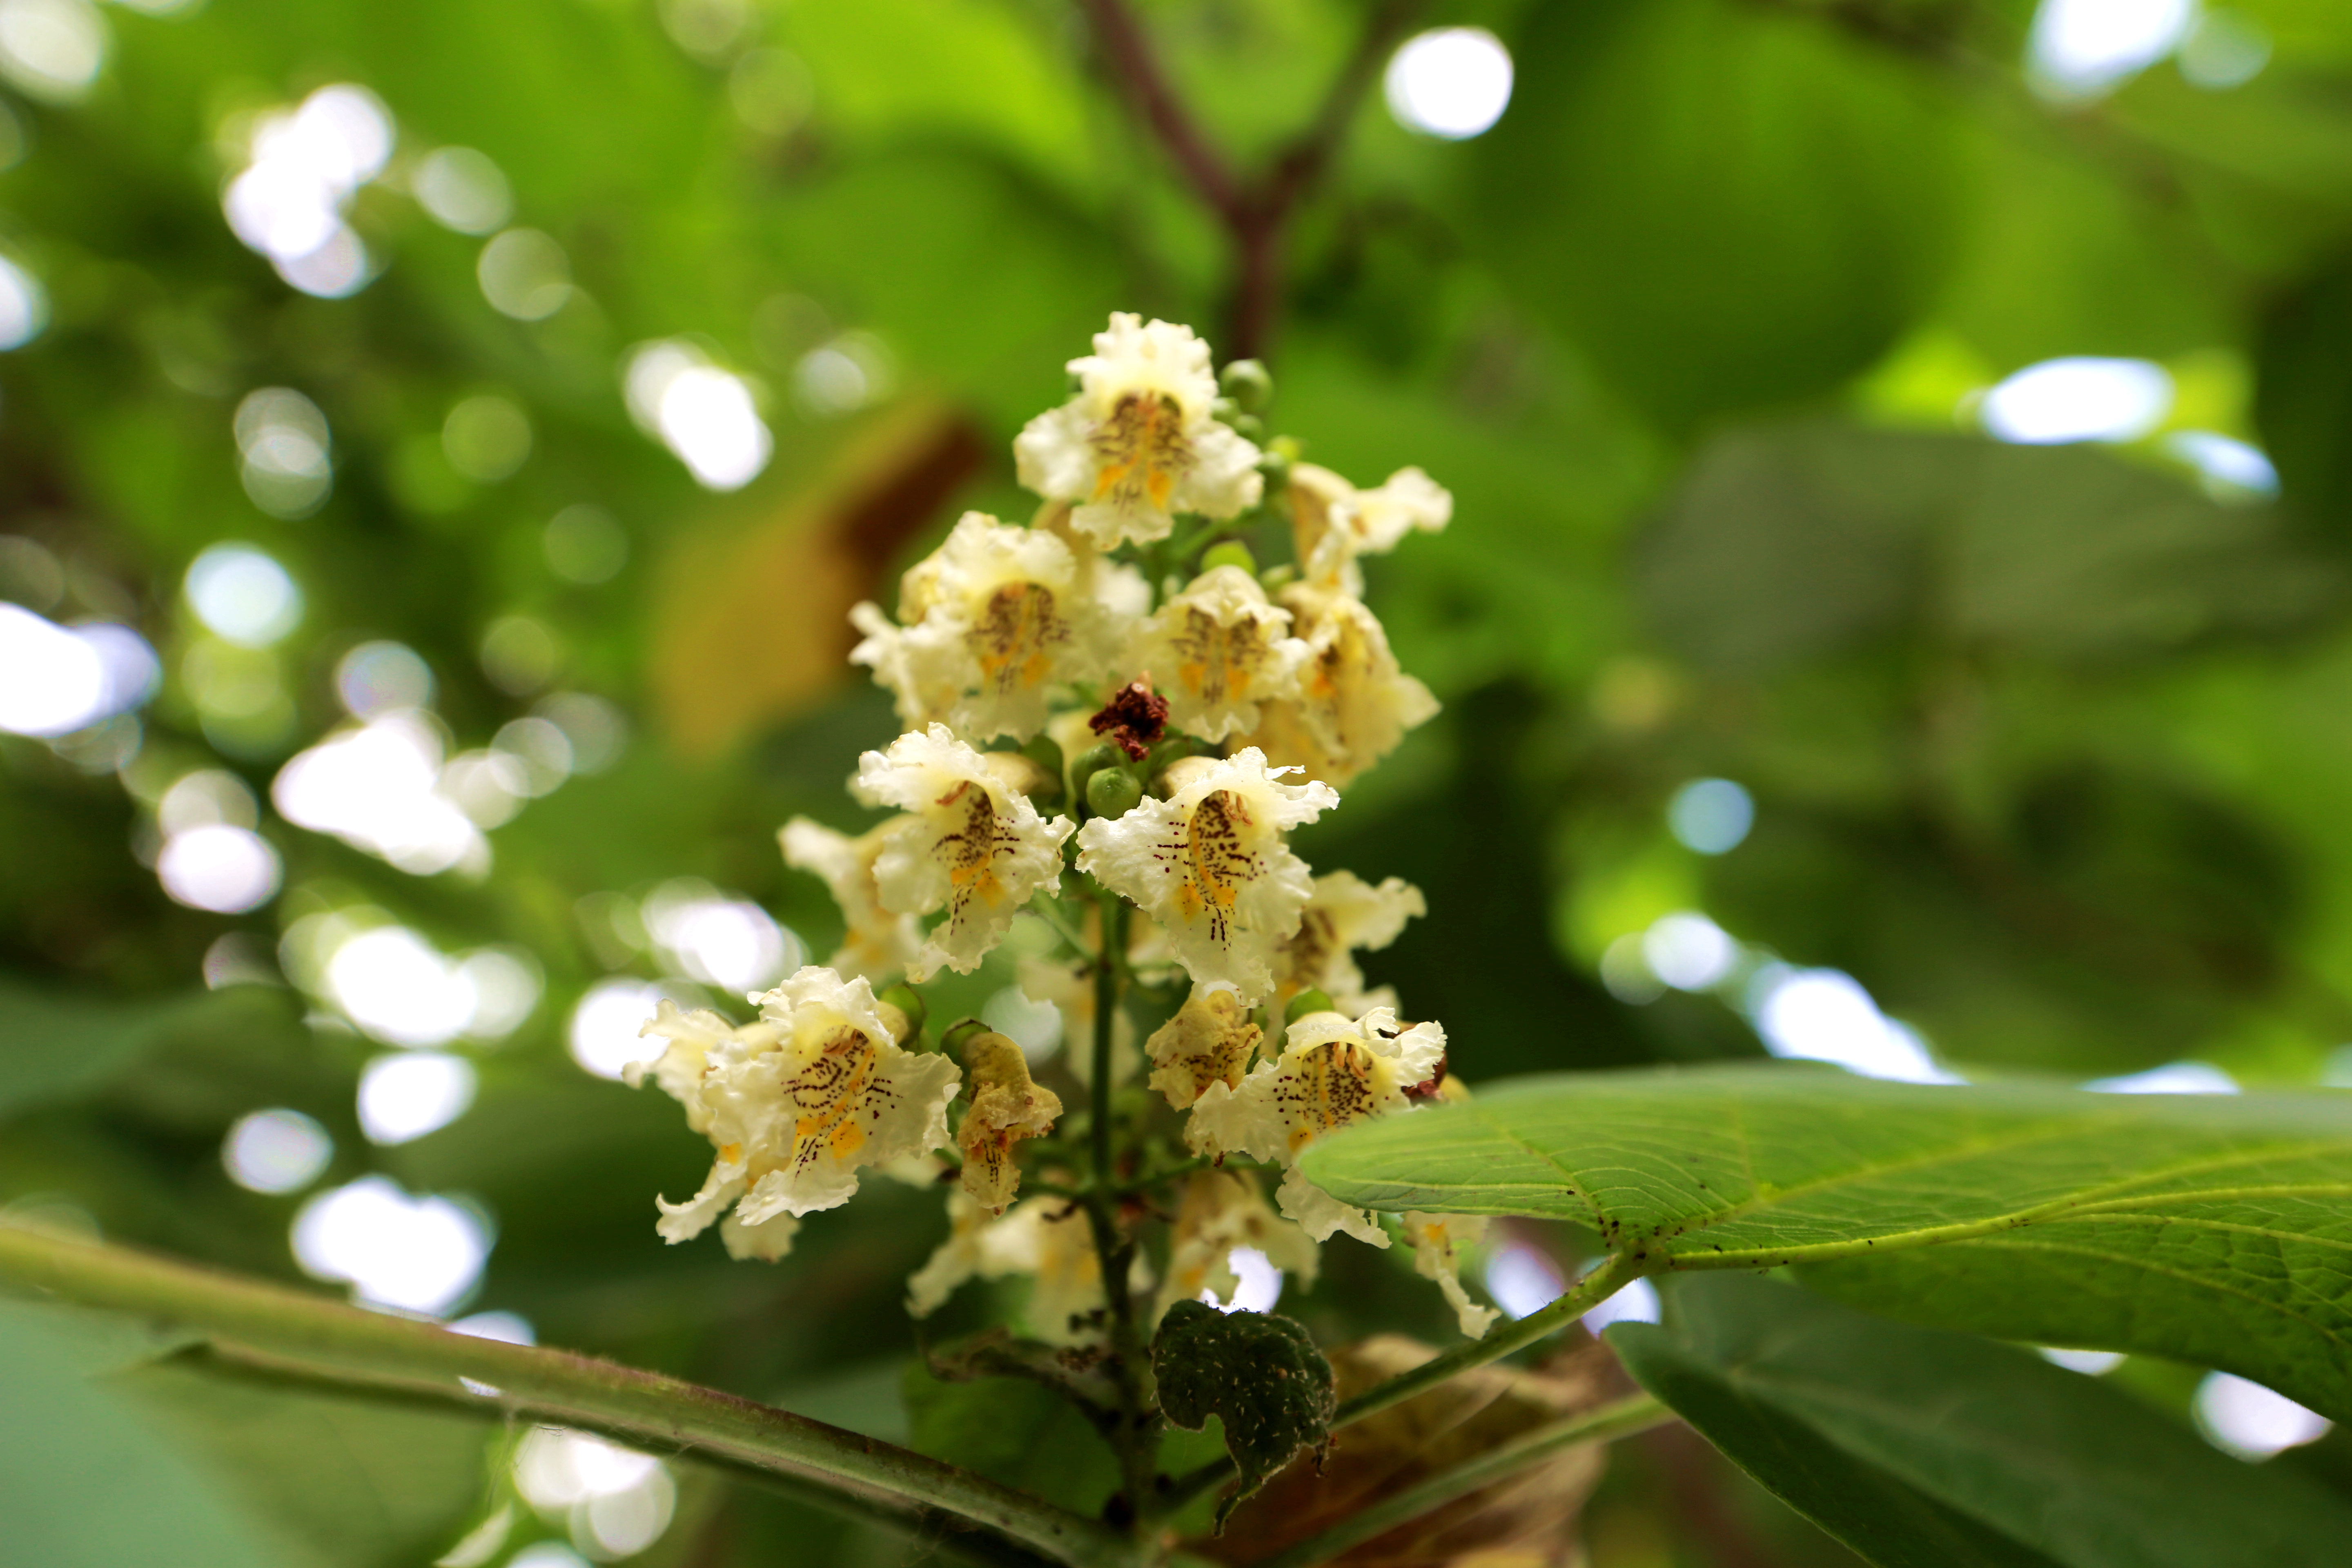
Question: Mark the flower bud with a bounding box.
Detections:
[1019,734,1067,805]
[1211,394,1243,423]
[957,1029,1062,1212]
[1219,358,1274,412]
[942,1017,993,1056]
[1201,541,1258,577]
[1283,988,1335,1026]
[880,983,928,1038]
[1086,764,1143,820]
[1069,741,1121,803]
[1228,412,1265,443]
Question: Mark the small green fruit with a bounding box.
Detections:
[1201,541,1258,576]
[1086,766,1144,819]
[1218,359,1274,412]
[1284,989,1336,1025]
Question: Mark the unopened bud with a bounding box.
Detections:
[1211,394,1243,423]
[1158,755,1221,797]
[1069,742,1121,804]
[1019,734,1067,805]
[942,1017,992,1057]
[1283,988,1336,1026]
[1219,358,1273,412]
[880,984,928,1038]
[979,749,1056,803]
[1201,541,1258,576]
[1086,765,1143,820]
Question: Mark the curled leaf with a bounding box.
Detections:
[1152,1301,1335,1529]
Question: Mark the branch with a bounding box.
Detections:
[1074,0,1245,223]
[1160,1251,1651,1514]
[0,1222,1125,1568]
[1245,1392,1675,1568]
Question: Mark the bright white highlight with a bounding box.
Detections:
[450,1310,535,1345]
[2195,1372,2332,1460]
[157,824,282,913]
[336,640,434,717]
[1668,777,1753,854]
[1750,966,1960,1084]
[412,146,513,236]
[1981,357,2173,445]
[2040,1346,2126,1375]
[1384,27,1512,140]
[1483,1243,1566,1320]
[513,1428,677,1559]
[0,253,46,348]
[983,983,1064,1063]
[0,0,106,103]
[2166,430,2278,498]
[0,603,106,736]
[223,85,392,297]
[639,879,798,992]
[2083,1060,2238,1094]
[1644,912,1737,991]
[326,926,479,1048]
[1581,1275,1662,1335]
[1200,1245,1283,1314]
[2028,0,2195,97]
[359,1051,478,1145]
[458,949,542,1040]
[235,387,334,517]
[568,978,668,1080]
[624,340,772,491]
[291,1175,490,1315]
[222,1108,333,1195]
[272,715,490,877]
[186,543,303,645]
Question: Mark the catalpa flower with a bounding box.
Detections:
[1018,952,1139,1088]
[1288,463,1452,596]
[1014,314,1262,548]
[1127,564,1309,742]
[853,726,1076,981]
[1274,870,1425,1013]
[628,969,962,1252]
[1152,1169,1320,1327]
[780,817,925,985]
[906,1193,1127,1346]
[957,1029,1063,1213]
[1145,985,1263,1110]
[1239,585,1438,789]
[1184,1006,1446,1247]
[1074,749,1336,1002]
[849,512,1122,742]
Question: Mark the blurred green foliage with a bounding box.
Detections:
[8,0,2352,1562]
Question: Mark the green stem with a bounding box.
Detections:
[1244,1392,1673,1568]
[0,1221,1122,1568]
[1160,1251,1650,1514]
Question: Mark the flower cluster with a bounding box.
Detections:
[628,314,1497,1344]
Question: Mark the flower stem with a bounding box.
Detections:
[1244,1392,1674,1568]
[0,1221,1124,1568]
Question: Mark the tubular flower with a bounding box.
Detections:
[853,726,1077,981]
[1274,870,1426,1013]
[1288,463,1452,596]
[1145,985,1263,1110]
[780,817,926,985]
[1404,1211,1498,1339]
[627,969,962,1250]
[848,511,1122,742]
[1152,1169,1321,1327]
[957,1030,1063,1213]
[1238,585,1438,789]
[1126,564,1310,742]
[1183,1006,1446,1247]
[1074,749,1337,1002]
[1013,313,1263,548]
[907,1194,1127,1345]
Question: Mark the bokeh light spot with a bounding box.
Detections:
[1384,28,1512,140]
[1667,777,1753,855]
[222,1107,332,1194]
[1981,356,2173,444]
[359,1050,478,1145]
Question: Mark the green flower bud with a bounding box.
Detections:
[1284,988,1336,1025]
[941,1017,992,1058]
[1258,563,1298,593]
[1256,448,1291,492]
[1086,764,1144,820]
[1210,395,1243,423]
[880,983,929,1036]
[1228,412,1264,443]
[1201,541,1258,577]
[1020,734,1067,805]
[1219,358,1274,413]
[1069,741,1120,803]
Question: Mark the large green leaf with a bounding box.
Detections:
[1298,1063,2352,1418]
[1612,1274,2352,1568]
[0,978,305,1119]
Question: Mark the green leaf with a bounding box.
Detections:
[1297,1063,2352,1419]
[901,1361,1122,1520]
[1474,0,1962,429]
[0,1301,283,1568]
[1152,1301,1335,1528]
[1612,1274,2352,1568]
[0,978,303,1118]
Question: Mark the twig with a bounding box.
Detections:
[1245,1392,1675,1568]
[0,1221,1122,1568]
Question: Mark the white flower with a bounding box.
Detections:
[1018,952,1139,1088]
[1404,1211,1497,1339]
[1074,749,1336,1002]
[1288,464,1451,596]
[848,512,1124,742]
[1184,1006,1446,1247]
[853,726,1077,980]
[1126,565,1309,742]
[1145,984,1262,1110]
[1152,1169,1320,1327]
[1013,314,1263,548]
[1238,585,1437,789]
[957,1030,1063,1213]
[1275,870,1425,1013]
[780,817,926,984]
[628,969,962,1246]
[904,1192,1120,1345]
[721,1210,802,1262]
